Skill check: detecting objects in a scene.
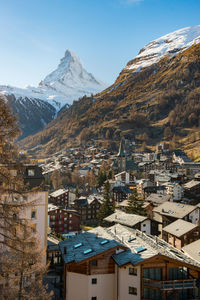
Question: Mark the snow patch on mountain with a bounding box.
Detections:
[126,25,200,72]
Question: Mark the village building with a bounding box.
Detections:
[153,202,200,229]
[184,180,200,198]
[182,240,200,263]
[112,185,133,203]
[162,219,200,250]
[72,195,102,225]
[59,224,200,300]
[49,189,76,208]
[114,171,135,185]
[104,210,158,235]
[48,204,80,234]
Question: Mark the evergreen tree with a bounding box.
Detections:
[97,181,114,226]
[75,186,80,198]
[125,190,146,216]
[97,170,107,187]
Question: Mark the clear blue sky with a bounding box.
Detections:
[0,0,199,87]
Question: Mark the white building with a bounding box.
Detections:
[115,171,135,185]
[163,182,183,201]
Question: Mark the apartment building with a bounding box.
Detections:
[72,196,102,225]
[59,224,200,300]
[49,189,76,208]
[48,204,80,234]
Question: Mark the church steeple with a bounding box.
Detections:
[117,139,126,172]
[117,139,126,157]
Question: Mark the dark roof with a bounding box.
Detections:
[144,186,166,193]
[113,186,132,194]
[59,231,123,264]
[74,198,88,207]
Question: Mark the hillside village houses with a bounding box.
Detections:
[9,140,200,298]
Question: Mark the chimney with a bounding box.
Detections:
[64,246,67,254]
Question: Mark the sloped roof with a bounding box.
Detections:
[104,210,147,227]
[182,240,200,263]
[109,224,200,268]
[162,219,199,237]
[153,201,197,218]
[49,189,67,197]
[59,223,200,270]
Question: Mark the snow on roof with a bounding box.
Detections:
[49,189,68,198]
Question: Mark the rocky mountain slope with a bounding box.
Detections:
[19,26,200,157]
[0,50,107,139]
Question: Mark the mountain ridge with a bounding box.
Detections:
[18,26,200,157]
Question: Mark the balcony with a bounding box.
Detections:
[144,278,197,290]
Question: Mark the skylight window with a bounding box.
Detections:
[100,240,109,245]
[128,237,136,243]
[135,246,147,253]
[74,242,83,249]
[83,248,93,255]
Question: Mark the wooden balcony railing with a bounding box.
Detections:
[143,278,197,290]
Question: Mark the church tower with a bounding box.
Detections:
[117,139,126,172]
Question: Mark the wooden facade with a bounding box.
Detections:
[66,248,117,275]
[131,254,200,300]
[162,227,200,250]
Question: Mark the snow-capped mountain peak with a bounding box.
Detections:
[37,49,107,103]
[42,49,82,86]
[0,50,107,110]
[0,50,108,138]
[126,25,200,72]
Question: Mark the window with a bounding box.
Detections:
[92,278,97,284]
[129,287,137,295]
[143,224,146,227]
[31,210,36,219]
[129,267,137,276]
[69,220,72,224]
[91,260,98,266]
[144,268,162,280]
[144,288,161,300]
[28,169,35,176]
[91,297,97,300]
[69,214,72,218]
[169,267,187,280]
